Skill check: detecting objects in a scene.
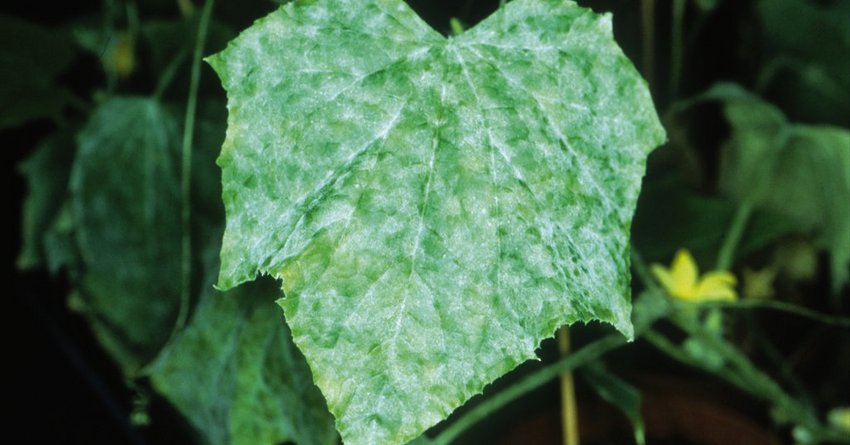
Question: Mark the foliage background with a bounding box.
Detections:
[6,0,849,444]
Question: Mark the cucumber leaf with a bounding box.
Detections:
[149,276,338,445]
[18,131,76,269]
[210,0,664,443]
[705,84,850,292]
[70,97,182,372]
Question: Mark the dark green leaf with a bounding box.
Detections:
[18,132,76,269]
[43,203,80,274]
[70,97,182,372]
[149,276,338,445]
[708,85,850,292]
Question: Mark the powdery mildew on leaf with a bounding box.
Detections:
[71,97,182,372]
[149,277,338,445]
[209,1,665,443]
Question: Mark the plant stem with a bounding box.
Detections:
[700,300,850,328]
[715,200,753,271]
[175,0,214,336]
[648,316,842,442]
[449,17,464,36]
[640,0,656,89]
[431,335,625,445]
[558,326,579,445]
[630,246,659,292]
[102,0,118,95]
[670,0,685,97]
[153,48,189,100]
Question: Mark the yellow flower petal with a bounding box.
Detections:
[695,271,738,301]
[651,264,677,293]
[669,249,699,299]
[652,249,740,303]
[701,271,737,286]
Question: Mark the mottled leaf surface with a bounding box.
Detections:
[210,0,664,443]
[70,97,182,371]
[146,101,339,445]
[149,275,337,445]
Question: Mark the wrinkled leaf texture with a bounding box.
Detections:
[19,95,336,444]
[210,0,664,443]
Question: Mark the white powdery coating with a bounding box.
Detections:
[209,1,665,444]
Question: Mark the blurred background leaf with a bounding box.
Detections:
[0,14,76,129]
[17,131,77,269]
[757,0,850,127]
[69,97,182,373]
[148,277,338,445]
[708,84,850,293]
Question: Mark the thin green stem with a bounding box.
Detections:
[431,335,625,445]
[700,300,850,328]
[630,246,658,291]
[175,0,215,337]
[640,0,656,89]
[449,17,464,36]
[558,326,579,445]
[670,0,685,97]
[643,329,693,366]
[153,48,189,100]
[715,200,753,271]
[102,0,118,95]
[653,315,841,441]
[126,1,140,36]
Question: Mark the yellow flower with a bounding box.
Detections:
[651,249,737,302]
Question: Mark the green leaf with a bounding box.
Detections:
[582,362,645,445]
[0,14,76,128]
[43,202,81,274]
[757,0,850,127]
[70,97,182,372]
[18,132,76,269]
[149,276,338,445]
[632,175,796,266]
[705,84,850,292]
[210,1,664,443]
[147,100,339,445]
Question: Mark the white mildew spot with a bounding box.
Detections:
[210,0,665,444]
